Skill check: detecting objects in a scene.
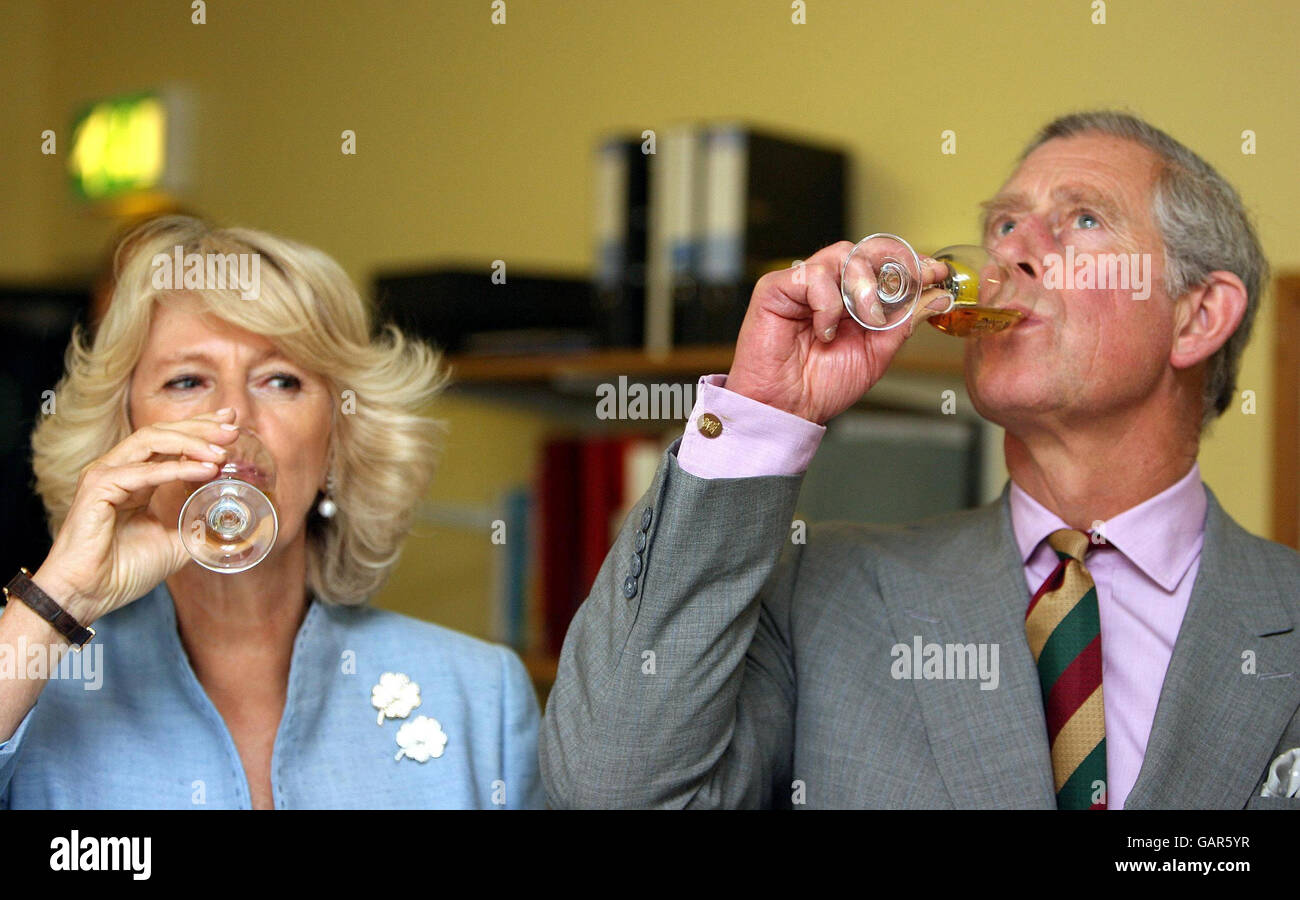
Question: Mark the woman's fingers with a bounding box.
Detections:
[83,458,220,509]
[68,411,238,535]
[100,414,239,468]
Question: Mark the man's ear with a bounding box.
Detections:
[1169,270,1249,370]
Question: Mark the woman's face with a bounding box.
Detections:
[128,295,335,559]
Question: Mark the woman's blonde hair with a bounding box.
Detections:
[31,215,449,605]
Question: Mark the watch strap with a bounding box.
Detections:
[2,568,95,649]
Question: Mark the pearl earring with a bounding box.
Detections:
[317,472,337,519]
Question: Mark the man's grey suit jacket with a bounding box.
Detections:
[539,444,1300,808]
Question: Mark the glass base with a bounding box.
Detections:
[178,477,278,573]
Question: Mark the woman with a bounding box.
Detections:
[0,216,543,809]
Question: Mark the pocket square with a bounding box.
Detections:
[1260,747,1300,798]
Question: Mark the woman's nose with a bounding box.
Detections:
[211,390,254,427]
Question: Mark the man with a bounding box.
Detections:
[539,111,1300,809]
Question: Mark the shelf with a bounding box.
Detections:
[445,328,963,385]
[446,345,736,383]
[448,333,970,700]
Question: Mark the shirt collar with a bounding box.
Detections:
[1008,462,1207,591]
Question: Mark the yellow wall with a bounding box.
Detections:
[2,0,1296,628]
[2,0,57,278]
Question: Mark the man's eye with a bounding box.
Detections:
[164,375,202,390]
[1075,212,1100,229]
[996,219,1015,237]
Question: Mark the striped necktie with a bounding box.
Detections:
[1025,528,1107,809]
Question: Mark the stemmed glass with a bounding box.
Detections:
[177,429,279,573]
[840,233,1033,336]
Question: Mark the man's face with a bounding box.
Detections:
[966,133,1178,432]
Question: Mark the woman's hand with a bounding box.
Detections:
[725,241,953,425]
[30,408,242,625]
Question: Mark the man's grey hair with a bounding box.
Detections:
[1019,110,1268,429]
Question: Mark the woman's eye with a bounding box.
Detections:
[164,375,202,390]
[996,219,1015,237]
[1074,212,1100,230]
[268,373,301,390]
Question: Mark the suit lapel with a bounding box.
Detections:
[1123,489,1300,808]
[877,487,1057,809]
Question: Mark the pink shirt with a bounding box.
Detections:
[678,374,1206,809]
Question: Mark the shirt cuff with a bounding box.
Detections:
[0,701,36,758]
[677,374,825,479]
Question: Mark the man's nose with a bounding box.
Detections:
[995,218,1056,282]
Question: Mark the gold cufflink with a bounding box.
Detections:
[697,413,723,438]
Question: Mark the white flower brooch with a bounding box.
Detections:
[370,671,449,764]
[394,716,450,762]
[371,672,421,725]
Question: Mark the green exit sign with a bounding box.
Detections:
[67,89,190,202]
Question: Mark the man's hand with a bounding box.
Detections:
[725,241,952,425]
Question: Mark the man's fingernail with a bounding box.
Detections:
[927,293,953,312]
[823,325,837,341]
[868,301,887,326]
[216,407,233,415]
